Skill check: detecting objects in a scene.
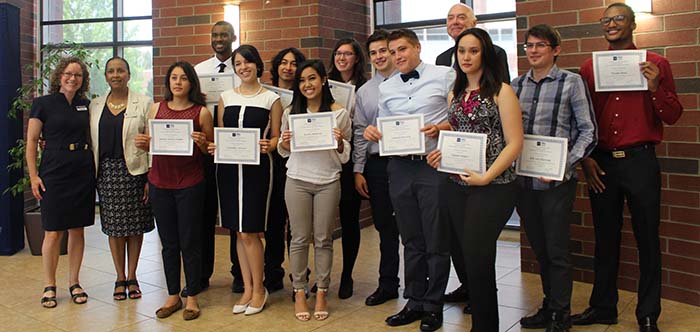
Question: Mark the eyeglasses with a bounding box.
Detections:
[333,51,355,58]
[62,72,83,79]
[523,42,553,50]
[599,15,626,25]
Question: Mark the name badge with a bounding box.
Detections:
[75,105,88,112]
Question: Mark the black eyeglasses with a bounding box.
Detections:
[333,51,355,58]
[523,42,553,50]
[599,15,626,25]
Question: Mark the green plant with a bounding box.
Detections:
[5,42,99,196]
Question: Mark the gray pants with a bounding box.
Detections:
[285,177,341,289]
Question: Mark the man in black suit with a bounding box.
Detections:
[435,3,510,84]
[434,3,511,315]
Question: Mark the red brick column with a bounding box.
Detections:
[516,0,700,306]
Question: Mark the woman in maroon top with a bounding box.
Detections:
[134,61,213,321]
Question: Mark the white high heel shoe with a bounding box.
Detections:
[232,300,251,314]
[244,289,268,316]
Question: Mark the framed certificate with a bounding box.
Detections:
[592,50,648,92]
[328,79,356,111]
[288,112,337,152]
[199,73,237,103]
[214,128,260,165]
[516,135,569,181]
[437,131,487,175]
[262,84,293,109]
[149,119,194,156]
[377,114,425,156]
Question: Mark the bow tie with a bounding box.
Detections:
[400,70,419,82]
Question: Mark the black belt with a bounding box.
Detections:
[596,144,653,159]
[395,154,426,161]
[44,142,89,151]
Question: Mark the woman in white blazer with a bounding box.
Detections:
[89,56,154,301]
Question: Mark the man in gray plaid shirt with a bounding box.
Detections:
[510,24,597,332]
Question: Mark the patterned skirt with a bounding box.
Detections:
[96,158,154,237]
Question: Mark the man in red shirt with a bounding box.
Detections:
[572,3,683,332]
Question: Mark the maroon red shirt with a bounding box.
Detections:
[580,44,683,150]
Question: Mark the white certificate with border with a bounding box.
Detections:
[214,128,260,165]
[377,114,425,156]
[593,50,647,92]
[149,119,193,156]
[289,112,337,152]
[199,73,237,103]
[262,84,293,109]
[516,135,569,181]
[437,131,487,175]
[328,79,356,111]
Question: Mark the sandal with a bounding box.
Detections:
[113,280,127,301]
[314,287,329,321]
[293,288,310,322]
[69,283,88,304]
[126,279,142,299]
[41,286,57,308]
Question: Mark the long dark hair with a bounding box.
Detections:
[270,47,306,87]
[328,38,367,90]
[290,60,334,114]
[233,44,264,77]
[452,28,503,99]
[164,61,206,106]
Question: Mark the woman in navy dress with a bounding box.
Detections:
[27,57,95,308]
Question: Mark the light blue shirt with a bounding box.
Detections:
[378,62,455,153]
[352,70,397,173]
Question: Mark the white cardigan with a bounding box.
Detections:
[89,90,152,176]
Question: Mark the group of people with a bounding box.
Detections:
[26,2,681,332]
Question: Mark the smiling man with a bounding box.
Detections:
[364,29,455,332]
[573,3,683,332]
[511,24,597,332]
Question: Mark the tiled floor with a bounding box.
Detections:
[1,221,698,332]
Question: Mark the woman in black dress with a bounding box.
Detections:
[89,57,154,301]
[27,57,95,308]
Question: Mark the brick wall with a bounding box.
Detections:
[516,0,700,306]
[152,0,370,100]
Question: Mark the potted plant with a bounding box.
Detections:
[5,42,98,255]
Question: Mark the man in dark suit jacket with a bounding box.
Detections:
[435,3,511,315]
[435,3,511,83]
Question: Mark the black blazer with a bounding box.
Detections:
[435,44,511,83]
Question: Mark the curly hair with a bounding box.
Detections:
[48,56,90,99]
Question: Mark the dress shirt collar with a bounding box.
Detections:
[526,64,560,83]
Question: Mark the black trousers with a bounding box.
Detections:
[588,147,661,324]
[516,178,577,314]
[339,161,361,279]
[264,152,287,284]
[365,155,400,290]
[387,158,450,313]
[441,178,516,332]
[201,155,218,285]
[150,180,205,296]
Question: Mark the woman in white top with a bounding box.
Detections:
[278,60,351,322]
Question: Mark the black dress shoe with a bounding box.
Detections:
[545,311,571,332]
[365,288,399,306]
[420,311,443,332]
[571,307,617,325]
[386,306,424,326]
[338,277,354,299]
[462,302,472,314]
[521,307,548,328]
[231,278,244,293]
[442,284,469,302]
[639,317,660,332]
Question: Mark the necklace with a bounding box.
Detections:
[237,84,263,97]
[108,100,126,110]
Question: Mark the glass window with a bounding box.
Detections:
[375,0,457,25]
[123,47,154,97]
[477,20,518,80]
[472,0,515,15]
[120,20,153,42]
[43,22,113,44]
[42,0,113,21]
[121,0,151,17]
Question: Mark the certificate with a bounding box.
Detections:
[149,119,193,156]
[516,135,569,181]
[262,84,293,109]
[377,114,425,156]
[199,73,237,103]
[288,112,337,152]
[437,131,487,175]
[328,79,356,111]
[214,128,260,165]
[592,50,647,92]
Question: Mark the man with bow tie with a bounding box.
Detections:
[364,28,455,332]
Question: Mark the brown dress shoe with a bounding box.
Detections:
[155,298,183,318]
[183,308,201,320]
